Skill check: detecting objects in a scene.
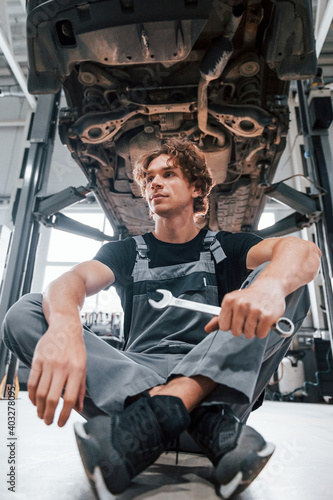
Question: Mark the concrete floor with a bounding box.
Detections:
[0,392,332,500]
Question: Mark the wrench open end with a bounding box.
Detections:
[148,289,173,310]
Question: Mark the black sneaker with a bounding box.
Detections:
[74,395,190,498]
[188,405,275,499]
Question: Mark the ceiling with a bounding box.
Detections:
[0,0,33,102]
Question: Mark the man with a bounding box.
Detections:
[2,138,321,499]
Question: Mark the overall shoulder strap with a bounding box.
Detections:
[132,235,150,260]
[203,230,227,264]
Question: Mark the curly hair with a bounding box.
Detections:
[134,138,213,219]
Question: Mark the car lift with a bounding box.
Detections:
[0,94,114,398]
[0,80,332,398]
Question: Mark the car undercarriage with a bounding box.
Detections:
[26,0,317,238]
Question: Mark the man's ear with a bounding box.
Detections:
[192,185,202,198]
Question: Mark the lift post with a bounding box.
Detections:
[296,79,333,353]
[0,94,60,397]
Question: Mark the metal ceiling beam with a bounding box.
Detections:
[0,27,37,109]
[315,0,333,57]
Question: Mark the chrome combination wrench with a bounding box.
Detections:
[148,288,294,337]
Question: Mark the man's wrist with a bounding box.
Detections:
[249,275,287,298]
[47,311,83,336]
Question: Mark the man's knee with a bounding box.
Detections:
[2,293,44,350]
[285,285,310,331]
[243,265,310,326]
[240,262,269,289]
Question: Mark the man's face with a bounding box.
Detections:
[145,154,199,218]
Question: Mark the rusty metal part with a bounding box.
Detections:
[209,104,273,138]
[203,136,231,185]
[70,101,196,144]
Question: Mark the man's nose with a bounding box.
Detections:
[151,175,163,187]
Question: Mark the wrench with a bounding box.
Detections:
[148,289,294,337]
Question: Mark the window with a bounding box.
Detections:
[33,208,122,315]
[258,212,275,230]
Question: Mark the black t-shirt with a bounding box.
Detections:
[93,229,262,339]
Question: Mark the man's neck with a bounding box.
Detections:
[153,218,200,244]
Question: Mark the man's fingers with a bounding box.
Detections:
[256,315,275,339]
[204,316,219,333]
[218,300,233,333]
[242,315,259,339]
[77,375,86,413]
[230,307,246,337]
[205,289,284,338]
[33,368,52,420]
[74,374,86,413]
[204,308,233,334]
[43,373,67,425]
[27,362,42,406]
[204,309,277,338]
[58,372,84,427]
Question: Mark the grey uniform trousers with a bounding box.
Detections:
[2,264,310,422]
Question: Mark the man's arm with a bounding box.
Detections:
[205,236,321,339]
[27,260,115,427]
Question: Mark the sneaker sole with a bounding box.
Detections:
[217,441,275,499]
[74,422,130,499]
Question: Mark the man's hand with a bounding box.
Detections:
[205,280,286,339]
[27,322,87,427]
[26,261,115,427]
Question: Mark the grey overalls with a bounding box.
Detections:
[125,231,224,354]
[2,232,310,421]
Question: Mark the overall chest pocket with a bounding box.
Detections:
[127,262,219,352]
[146,271,213,304]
